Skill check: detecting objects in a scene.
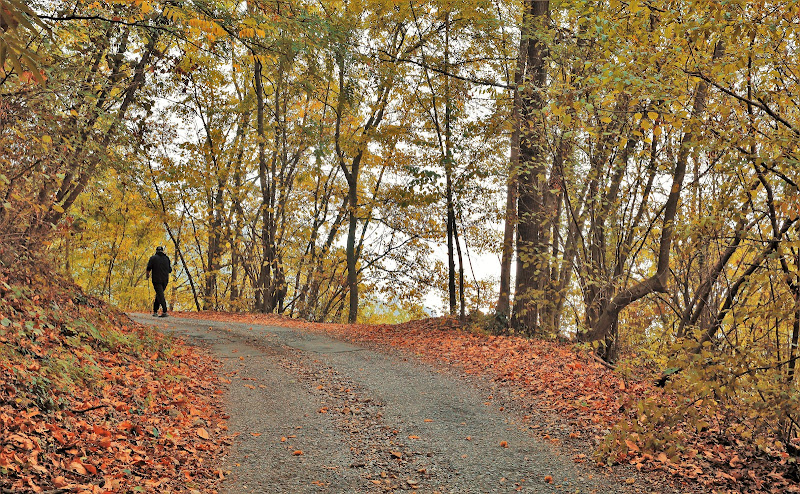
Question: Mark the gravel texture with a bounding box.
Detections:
[131,314,627,493]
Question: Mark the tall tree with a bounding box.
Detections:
[512,0,549,332]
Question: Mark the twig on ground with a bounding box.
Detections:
[70,404,109,414]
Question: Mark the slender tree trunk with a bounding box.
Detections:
[336,69,389,324]
[204,183,223,310]
[496,10,528,321]
[346,175,359,322]
[453,215,466,320]
[334,46,363,324]
[788,284,800,383]
[444,13,458,316]
[230,166,245,305]
[446,186,457,315]
[254,56,272,313]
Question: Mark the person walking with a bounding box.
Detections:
[146,246,172,317]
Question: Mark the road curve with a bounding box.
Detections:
[131,314,623,494]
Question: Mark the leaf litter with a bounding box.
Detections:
[0,266,226,493]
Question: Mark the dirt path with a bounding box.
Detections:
[131,314,625,493]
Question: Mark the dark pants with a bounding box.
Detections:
[152,282,168,314]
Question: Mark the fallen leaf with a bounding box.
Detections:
[500,441,508,448]
[197,428,210,440]
[293,450,303,456]
[68,462,87,475]
[544,475,553,484]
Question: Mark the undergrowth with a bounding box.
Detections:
[0,248,225,492]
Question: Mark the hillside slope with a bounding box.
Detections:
[0,260,226,493]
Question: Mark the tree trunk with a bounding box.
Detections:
[204,183,223,310]
[789,274,800,383]
[453,215,466,320]
[496,30,527,321]
[334,46,363,324]
[254,56,272,313]
[346,174,359,323]
[512,0,550,333]
[444,14,458,316]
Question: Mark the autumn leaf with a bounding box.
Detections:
[197,428,210,440]
[68,462,87,475]
[52,476,69,488]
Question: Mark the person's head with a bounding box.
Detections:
[156,246,164,253]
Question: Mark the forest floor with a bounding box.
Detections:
[2,254,797,493]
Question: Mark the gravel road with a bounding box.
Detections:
[131,314,625,493]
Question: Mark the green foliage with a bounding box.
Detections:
[359,298,429,325]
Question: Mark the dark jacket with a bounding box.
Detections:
[146,251,172,285]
